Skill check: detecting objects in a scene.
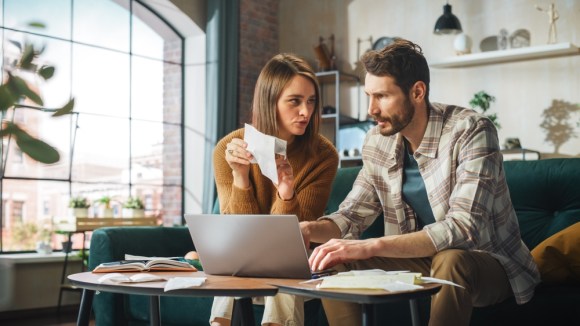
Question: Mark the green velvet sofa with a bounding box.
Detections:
[89,158,580,325]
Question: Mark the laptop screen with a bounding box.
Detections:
[184,214,313,279]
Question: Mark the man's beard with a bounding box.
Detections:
[373,97,415,136]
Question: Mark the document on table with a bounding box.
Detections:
[244,123,287,185]
[316,269,464,292]
[97,272,207,292]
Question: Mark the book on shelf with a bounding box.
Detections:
[92,256,197,273]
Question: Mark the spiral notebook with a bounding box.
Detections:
[184,214,312,279]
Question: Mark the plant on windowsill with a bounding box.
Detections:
[96,196,114,217]
[469,90,501,129]
[69,196,90,218]
[122,196,145,218]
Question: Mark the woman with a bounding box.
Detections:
[210,53,339,326]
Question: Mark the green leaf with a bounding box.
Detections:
[13,128,60,164]
[38,65,55,80]
[8,40,22,52]
[0,85,17,112]
[20,44,36,70]
[9,75,44,106]
[52,98,75,117]
[28,22,46,29]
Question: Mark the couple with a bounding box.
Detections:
[207,38,540,326]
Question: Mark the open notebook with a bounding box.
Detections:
[184,214,313,279]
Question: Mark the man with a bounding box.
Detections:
[301,39,540,326]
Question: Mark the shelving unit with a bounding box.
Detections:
[315,70,361,166]
[430,42,579,68]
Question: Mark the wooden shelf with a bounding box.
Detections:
[430,42,580,68]
[54,217,159,232]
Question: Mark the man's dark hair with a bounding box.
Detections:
[361,39,430,105]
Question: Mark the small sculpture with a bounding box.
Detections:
[535,1,559,44]
[313,35,337,71]
[497,29,509,50]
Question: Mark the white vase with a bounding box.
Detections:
[98,207,114,218]
[69,208,88,218]
[454,33,473,55]
[122,208,145,218]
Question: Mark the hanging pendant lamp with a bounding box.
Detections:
[434,1,463,35]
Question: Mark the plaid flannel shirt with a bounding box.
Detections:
[322,103,540,304]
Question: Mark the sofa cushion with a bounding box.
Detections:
[531,221,580,284]
[503,159,580,249]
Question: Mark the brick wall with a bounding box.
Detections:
[162,39,183,225]
[237,0,280,127]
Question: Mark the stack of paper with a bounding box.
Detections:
[316,269,463,292]
[318,272,423,291]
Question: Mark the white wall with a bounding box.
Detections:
[279,0,580,157]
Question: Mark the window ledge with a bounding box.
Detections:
[0,252,81,264]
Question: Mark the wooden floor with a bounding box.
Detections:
[0,305,95,326]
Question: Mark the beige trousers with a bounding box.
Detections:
[322,249,513,326]
[210,293,304,326]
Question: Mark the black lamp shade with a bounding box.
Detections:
[434,3,462,35]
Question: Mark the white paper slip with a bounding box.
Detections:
[318,273,423,290]
[336,269,410,276]
[124,254,181,261]
[421,277,465,289]
[244,123,287,185]
[97,273,166,284]
[164,277,207,292]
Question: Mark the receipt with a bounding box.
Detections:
[164,277,206,292]
[244,124,287,185]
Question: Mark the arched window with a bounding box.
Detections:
[0,0,191,252]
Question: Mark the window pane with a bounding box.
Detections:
[3,108,71,179]
[131,56,163,121]
[132,1,181,61]
[1,179,69,251]
[131,120,163,186]
[72,115,129,182]
[131,58,182,123]
[72,43,130,118]
[4,0,71,39]
[73,0,130,52]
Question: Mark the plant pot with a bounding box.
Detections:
[122,208,145,218]
[36,241,53,254]
[69,207,88,218]
[98,207,114,218]
[61,241,73,253]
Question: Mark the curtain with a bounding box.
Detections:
[203,0,239,212]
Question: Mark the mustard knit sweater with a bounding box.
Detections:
[213,128,339,221]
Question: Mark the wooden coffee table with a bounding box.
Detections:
[267,278,442,326]
[68,271,278,326]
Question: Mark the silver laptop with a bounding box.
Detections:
[184,214,312,279]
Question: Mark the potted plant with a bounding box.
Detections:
[1,22,74,164]
[469,91,501,129]
[96,196,114,217]
[122,197,145,218]
[69,196,90,218]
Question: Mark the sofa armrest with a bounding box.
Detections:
[89,226,194,270]
[88,226,195,326]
